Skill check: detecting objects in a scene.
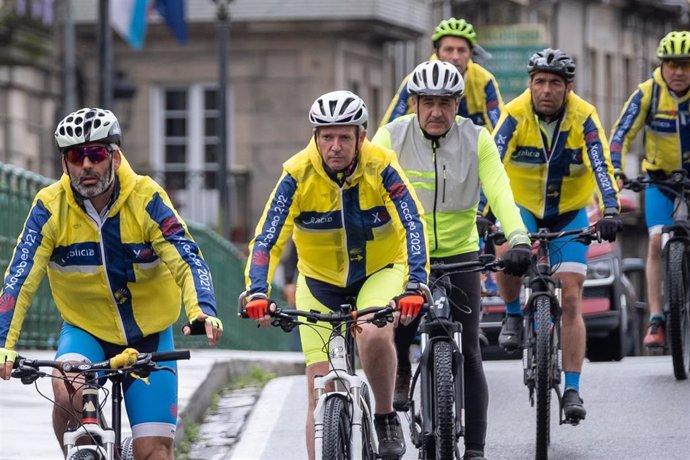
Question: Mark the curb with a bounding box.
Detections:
[175,358,305,447]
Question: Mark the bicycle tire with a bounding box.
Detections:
[666,240,690,380]
[322,394,351,460]
[68,449,102,460]
[120,436,134,460]
[535,295,552,460]
[432,340,455,460]
[360,382,376,459]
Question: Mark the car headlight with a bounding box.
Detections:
[587,259,613,280]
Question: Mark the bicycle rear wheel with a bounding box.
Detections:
[666,240,690,380]
[432,340,456,460]
[322,394,351,460]
[535,295,552,460]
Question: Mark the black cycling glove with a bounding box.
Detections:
[476,213,494,239]
[503,243,532,276]
[596,212,623,242]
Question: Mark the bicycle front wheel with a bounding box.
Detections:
[322,395,351,460]
[360,382,376,459]
[535,295,552,460]
[666,240,690,380]
[432,340,456,460]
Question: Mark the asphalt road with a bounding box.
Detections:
[231,355,690,460]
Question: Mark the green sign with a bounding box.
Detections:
[479,24,546,103]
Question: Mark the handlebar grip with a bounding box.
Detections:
[150,350,191,363]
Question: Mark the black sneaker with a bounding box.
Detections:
[463,449,488,460]
[562,389,586,423]
[498,314,523,350]
[393,367,411,411]
[374,412,406,458]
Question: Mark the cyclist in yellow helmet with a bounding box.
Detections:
[610,30,690,348]
[380,17,504,131]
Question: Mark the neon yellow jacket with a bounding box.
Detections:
[0,155,216,349]
[245,138,429,295]
[610,67,690,174]
[492,89,620,219]
[373,114,529,257]
[380,57,504,130]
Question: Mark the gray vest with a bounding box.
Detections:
[386,116,482,214]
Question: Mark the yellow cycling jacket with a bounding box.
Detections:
[0,154,217,349]
[380,57,504,130]
[610,67,690,174]
[492,89,620,219]
[245,137,429,295]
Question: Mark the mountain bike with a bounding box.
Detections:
[406,255,502,460]
[507,227,599,460]
[238,292,396,460]
[624,170,690,380]
[11,348,191,460]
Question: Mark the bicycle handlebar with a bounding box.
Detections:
[490,226,600,245]
[623,170,690,195]
[429,254,504,274]
[11,348,191,384]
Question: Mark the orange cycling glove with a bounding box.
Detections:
[394,293,425,318]
[246,297,273,320]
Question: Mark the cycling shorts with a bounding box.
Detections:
[295,264,404,366]
[645,183,680,235]
[519,207,589,276]
[55,323,178,439]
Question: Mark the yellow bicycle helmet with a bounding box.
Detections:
[431,17,477,47]
[657,31,690,60]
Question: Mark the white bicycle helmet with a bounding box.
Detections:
[55,108,122,151]
[407,61,464,98]
[308,91,368,128]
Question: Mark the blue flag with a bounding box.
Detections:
[156,0,188,45]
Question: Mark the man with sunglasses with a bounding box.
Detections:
[0,108,223,460]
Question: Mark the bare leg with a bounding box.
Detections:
[51,369,82,447]
[356,321,396,414]
[646,234,663,317]
[495,242,523,303]
[132,437,174,460]
[556,272,586,373]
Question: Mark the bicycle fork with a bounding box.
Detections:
[312,334,376,460]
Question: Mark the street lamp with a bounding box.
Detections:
[213,0,232,240]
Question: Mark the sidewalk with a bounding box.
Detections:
[0,349,303,460]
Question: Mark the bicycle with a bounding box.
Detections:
[623,170,690,380]
[406,255,503,460]
[11,347,191,460]
[495,226,599,460]
[238,292,396,460]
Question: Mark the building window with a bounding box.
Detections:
[154,84,229,226]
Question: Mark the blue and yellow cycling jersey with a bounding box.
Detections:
[610,67,690,174]
[0,155,216,349]
[380,58,504,130]
[245,137,429,295]
[492,89,620,219]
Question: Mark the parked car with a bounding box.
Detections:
[480,197,645,362]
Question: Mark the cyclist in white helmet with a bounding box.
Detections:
[0,108,223,459]
[243,90,430,459]
[373,61,530,460]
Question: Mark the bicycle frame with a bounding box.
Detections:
[62,368,118,459]
[521,232,564,407]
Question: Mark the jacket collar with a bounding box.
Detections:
[60,151,137,215]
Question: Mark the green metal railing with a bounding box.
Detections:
[0,162,290,351]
